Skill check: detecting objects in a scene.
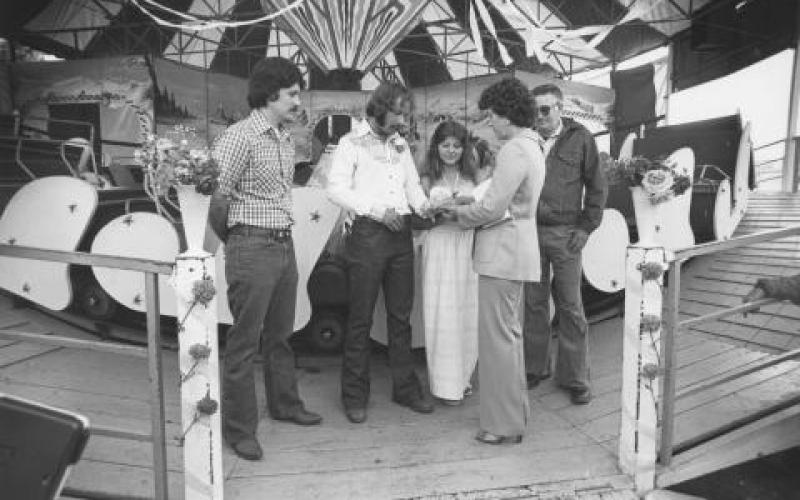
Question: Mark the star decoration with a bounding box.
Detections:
[310,210,321,222]
[133,293,142,305]
[123,215,134,226]
[22,283,30,293]
[68,204,77,213]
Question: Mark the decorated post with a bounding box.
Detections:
[611,149,694,494]
[138,128,224,499]
[618,245,668,494]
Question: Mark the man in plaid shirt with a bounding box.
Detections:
[211,57,321,462]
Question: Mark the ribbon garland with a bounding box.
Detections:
[130,0,306,31]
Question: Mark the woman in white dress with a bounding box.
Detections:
[420,120,480,405]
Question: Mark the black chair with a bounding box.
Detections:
[0,394,90,500]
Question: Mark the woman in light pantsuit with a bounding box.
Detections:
[443,78,545,443]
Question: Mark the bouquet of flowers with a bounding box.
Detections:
[603,154,692,205]
[135,125,220,196]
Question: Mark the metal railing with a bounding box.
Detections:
[0,243,174,499]
[658,225,800,466]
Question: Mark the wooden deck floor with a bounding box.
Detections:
[680,191,800,352]
[2,289,799,498]
[2,192,800,498]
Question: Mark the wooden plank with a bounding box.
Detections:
[226,443,621,500]
[673,362,800,435]
[0,342,60,367]
[0,348,180,402]
[707,262,797,277]
[65,459,184,500]
[675,359,800,416]
[0,379,181,434]
[715,255,800,269]
[659,405,800,487]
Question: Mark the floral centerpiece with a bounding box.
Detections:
[603,154,692,205]
[135,125,220,254]
[135,125,220,196]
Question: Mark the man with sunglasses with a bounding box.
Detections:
[523,84,607,405]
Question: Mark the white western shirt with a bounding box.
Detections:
[327,120,428,219]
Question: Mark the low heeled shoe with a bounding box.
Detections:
[393,396,434,414]
[229,437,263,461]
[345,407,367,424]
[275,407,323,426]
[475,430,523,445]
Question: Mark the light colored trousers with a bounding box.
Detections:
[478,275,530,436]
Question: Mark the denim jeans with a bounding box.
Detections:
[522,224,590,391]
[341,217,420,409]
[222,226,303,444]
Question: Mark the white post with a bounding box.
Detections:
[782,5,800,193]
[619,245,667,494]
[173,251,224,499]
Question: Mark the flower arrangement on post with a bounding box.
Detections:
[604,155,692,205]
[135,125,220,254]
[603,150,695,248]
[135,125,220,197]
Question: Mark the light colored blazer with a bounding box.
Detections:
[455,128,545,282]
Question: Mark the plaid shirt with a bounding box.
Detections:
[214,109,294,229]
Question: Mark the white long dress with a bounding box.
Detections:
[422,178,479,401]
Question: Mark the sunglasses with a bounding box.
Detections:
[535,104,559,116]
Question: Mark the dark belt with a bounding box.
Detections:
[229,224,292,242]
[353,214,411,224]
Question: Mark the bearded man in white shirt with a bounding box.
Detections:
[327,82,434,424]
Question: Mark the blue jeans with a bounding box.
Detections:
[341,217,420,409]
[222,226,303,444]
[523,224,590,391]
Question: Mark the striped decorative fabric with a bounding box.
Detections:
[262,0,428,72]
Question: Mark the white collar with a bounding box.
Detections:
[352,118,407,146]
[536,119,563,142]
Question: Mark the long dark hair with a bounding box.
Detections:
[424,120,477,182]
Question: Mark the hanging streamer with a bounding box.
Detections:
[468,0,484,61]
[588,0,666,48]
[488,0,547,64]
[473,0,513,66]
[129,0,305,31]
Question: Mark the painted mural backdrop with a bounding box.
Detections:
[413,71,615,156]
[152,57,368,164]
[152,60,613,167]
[12,56,153,161]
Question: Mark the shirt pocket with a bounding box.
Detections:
[555,149,582,183]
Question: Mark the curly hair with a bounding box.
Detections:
[423,120,477,182]
[247,57,305,109]
[478,78,534,128]
[366,82,415,126]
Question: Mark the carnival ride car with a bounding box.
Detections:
[0,109,753,352]
[609,113,754,246]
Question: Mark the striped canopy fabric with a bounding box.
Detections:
[261,0,429,72]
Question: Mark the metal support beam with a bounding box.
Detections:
[145,271,169,500]
[782,5,800,192]
[659,259,681,466]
